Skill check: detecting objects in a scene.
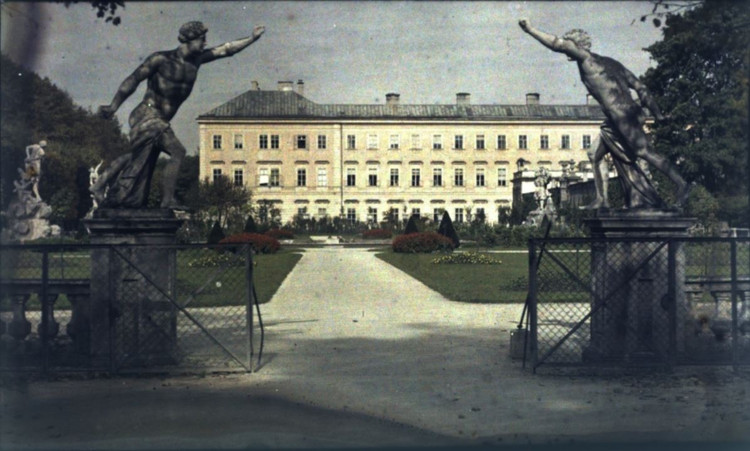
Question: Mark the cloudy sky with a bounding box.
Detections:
[1,1,665,154]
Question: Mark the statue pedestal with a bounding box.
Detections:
[83,209,183,367]
[583,211,694,364]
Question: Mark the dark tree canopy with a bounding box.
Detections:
[437,211,461,249]
[60,1,124,25]
[404,214,420,234]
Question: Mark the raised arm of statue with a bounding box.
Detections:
[519,19,588,61]
[198,25,265,64]
[98,54,162,119]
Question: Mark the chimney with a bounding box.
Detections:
[297,79,304,96]
[278,81,294,91]
[251,81,260,91]
[386,93,400,107]
[526,93,540,105]
[586,94,598,105]
[456,92,471,106]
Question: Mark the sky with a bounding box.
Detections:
[1,1,665,155]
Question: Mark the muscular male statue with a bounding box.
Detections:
[92,21,265,209]
[519,19,690,210]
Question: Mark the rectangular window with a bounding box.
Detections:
[297,207,308,218]
[411,208,420,217]
[454,135,464,150]
[346,167,356,187]
[389,168,399,186]
[389,134,400,150]
[346,208,357,223]
[582,135,592,149]
[411,168,421,187]
[433,208,444,223]
[212,135,222,150]
[233,168,243,186]
[317,167,327,187]
[497,167,507,187]
[411,134,421,150]
[270,135,280,149]
[234,134,244,150]
[347,134,356,150]
[259,134,269,149]
[318,208,327,218]
[454,168,464,186]
[497,135,507,150]
[270,168,280,187]
[212,168,222,182]
[296,168,307,187]
[518,135,528,150]
[367,134,378,150]
[476,208,485,221]
[368,167,378,186]
[476,168,485,187]
[561,134,571,149]
[455,208,464,223]
[259,168,269,186]
[317,135,327,149]
[433,168,443,187]
[540,135,549,150]
[296,135,307,149]
[433,135,443,150]
[476,134,485,150]
[367,207,378,223]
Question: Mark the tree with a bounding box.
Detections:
[184,175,252,232]
[59,1,124,25]
[207,221,225,244]
[243,215,258,233]
[643,0,749,226]
[437,211,461,249]
[404,214,420,234]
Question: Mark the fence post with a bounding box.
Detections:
[41,249,49,373]
[731,240,738,372]
[245,244,254,373]
[667,239,677,371]
[529,238,538,373]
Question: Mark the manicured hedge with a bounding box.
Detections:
[392,232,455,253]
[265,228,295,240]
[363,228,393,239]
[220,233,281,254]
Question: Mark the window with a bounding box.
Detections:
[540,135,549,150]
[346,208,357,223]
[390,208,400,222]
[518,135,528,150]
[455,208,464,223]
[270,135,280,149]
[212,135,222,150]
[368,167,378,186]
[318,208,327,218]
[297,207,308,218]
[476,168,485,187]
[476,208,485,222]
[411,134,421,150]
[497,135,507,150]
[433,208,444,222]
[347,135,357,149]
[389,134,400,150]
[433,134,443,150]
[258,168,269,186]
[212,168,222,182]
[367,134,378,150]
[582,135,592,149]
[411,168,421,187]
[296,168,307,186]
[233,169,243,186]
[234,134,244,150]
[389,168,399,186]
[367,207,378,223]
[454,168,464,186]
[433,168,443,187]
[346,167,356,187]
[259,134,268,149]
[411,208,420,217]
[296,135,307,149]
[317,135,327,150]
[561,134,571,149]
[497,167,507,187]
[454,135,464,150]
[270,168,280,187]
[317,168,327,187]
[476,134,485,150]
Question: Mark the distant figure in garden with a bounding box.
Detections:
[519,19,690,210]
[92,21,265,209]
[24,140,46,200]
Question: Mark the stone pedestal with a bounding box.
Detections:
[583,211,695,363]
[83,209,183,366]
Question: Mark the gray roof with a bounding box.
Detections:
[198,90,607,121]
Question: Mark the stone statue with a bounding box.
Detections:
[91,21,265,209]
[24,140,46,200]
[519,19,690,211]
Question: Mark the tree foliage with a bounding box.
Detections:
[184,175,252,231]
[59,1,124,25]
[643,0,749,226]
[437,211,461,249]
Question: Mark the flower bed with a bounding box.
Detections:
[362,228,393,239]
[432,251,502,265]
[392,232,454,253]
[220,233,281,254]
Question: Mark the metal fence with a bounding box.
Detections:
[528,237,750,372]
[0,243,260,374]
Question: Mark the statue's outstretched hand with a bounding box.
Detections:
[253,26,265,39]
[519,19,530,31]
[98,105,116,120]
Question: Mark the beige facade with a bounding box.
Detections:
[198,84,605,224]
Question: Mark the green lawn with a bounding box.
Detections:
[376,251,529,303]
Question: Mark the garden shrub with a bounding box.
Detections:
[265,228,294,240]
[404,214,420,234]
[392,232,454,253]
[243,215,258,233]
[207,221,225,244]
[431,251,502,265]
[362,228,392,239]
[437,211,460,248]
[220,232,281,254]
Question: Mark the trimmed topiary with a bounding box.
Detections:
[392,232,454,253]
[207,221,225,244]
[437,210,461,249]
[404,214,420,234]
[243,215,258,233]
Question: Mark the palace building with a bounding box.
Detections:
[197,80,605,224]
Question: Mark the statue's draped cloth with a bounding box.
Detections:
[101,117,171,208]
[599,120,663,209]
